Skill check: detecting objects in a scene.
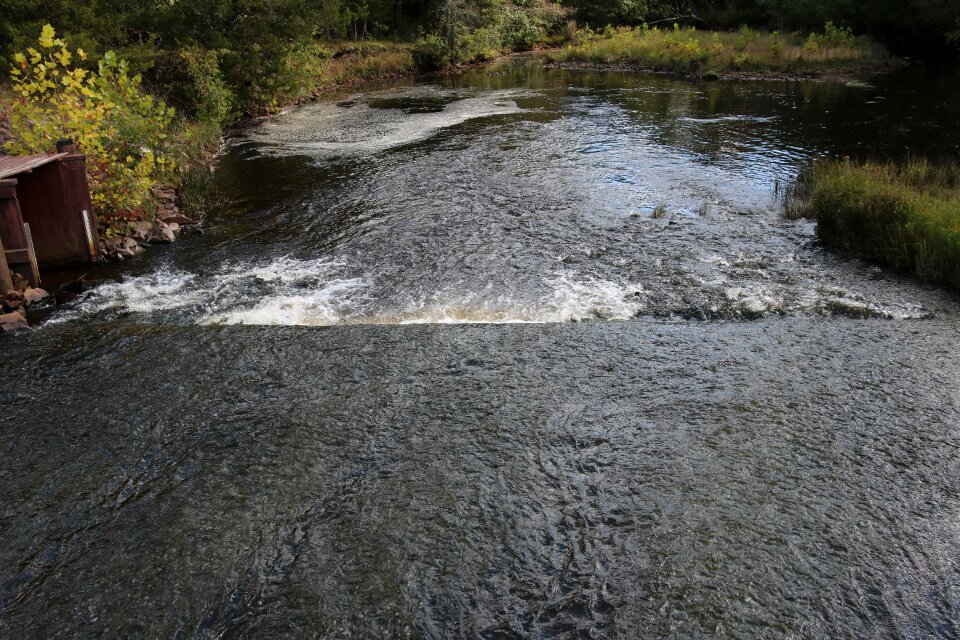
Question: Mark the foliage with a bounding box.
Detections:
[180,47,234,127]
[500,6,547,50]
[795,159,960,290]
[413,34,452,70]
[5,26,175,221]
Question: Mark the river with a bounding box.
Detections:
[2,62,960,638]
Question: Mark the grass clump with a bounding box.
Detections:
[792,159,960,290]
[545,22,887,77]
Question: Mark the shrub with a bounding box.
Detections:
[734,25,753,52]
[412,34,450,71]
[501,7,547,51]
[5,25,175,221]
[458,27,502,63]
[768,31,784,58]
[823,21,854,48]
[180,47,235,127]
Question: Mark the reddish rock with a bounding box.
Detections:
[147,222,176,244]
[103,236,144,260]
[128,220,154,242]
[23,287,49,304]
[160,214,198,225]
[12,273,28,292]
[0,310,28,332]
[3,291,24,311]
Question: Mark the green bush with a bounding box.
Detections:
[180,47,235,126]
[457,27,502,63]
[412,34,450,70]
[500,7,546,51]
[734,25,753,52]
[823,21,854,48]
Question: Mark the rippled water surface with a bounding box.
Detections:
[3,63,960,638]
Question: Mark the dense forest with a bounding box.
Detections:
[3,1,958,84]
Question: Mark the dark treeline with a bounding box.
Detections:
[3,1,958,62]
[1,0,958,112]
[588,1,960,53]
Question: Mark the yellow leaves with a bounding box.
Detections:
[7,28,176,219]
[39,24,56,49]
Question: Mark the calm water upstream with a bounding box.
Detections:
[2,62,960,638]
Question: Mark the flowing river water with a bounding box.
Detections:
[2,62,960,638]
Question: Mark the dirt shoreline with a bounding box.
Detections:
[539,58,908,83]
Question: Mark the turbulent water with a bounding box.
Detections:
[3,63,960,638]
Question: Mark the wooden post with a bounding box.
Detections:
[0,179,18,293]
[0,229,12,295]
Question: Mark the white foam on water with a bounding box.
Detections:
[48,269,202,324]
[47,254,928,328]
[244,88,528,159]
[201,278,368,326]
[542,273,646,322]
[370,275,646,325]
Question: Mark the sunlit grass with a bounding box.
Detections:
[546,25,889,76]
[791,159,960,290]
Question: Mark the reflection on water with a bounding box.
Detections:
[3,62,960,638]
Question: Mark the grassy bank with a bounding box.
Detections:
[544,24,893,78]
[789,159,960,290]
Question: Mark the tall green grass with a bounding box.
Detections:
[792,159,960,290]
[545,24,888,76]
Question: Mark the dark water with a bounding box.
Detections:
[3,63,960,638]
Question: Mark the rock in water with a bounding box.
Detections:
[128,220,154,242]
[23,288,49,304]
[160,214,198,225]
[0,310,28,332]
[147,222,176,244]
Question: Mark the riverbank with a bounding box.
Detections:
[787,159,960,291]
[0,41,421,328]
[542,25,898,80]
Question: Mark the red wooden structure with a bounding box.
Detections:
[0,140,101,290]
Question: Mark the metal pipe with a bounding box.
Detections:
[81,210,97,262]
